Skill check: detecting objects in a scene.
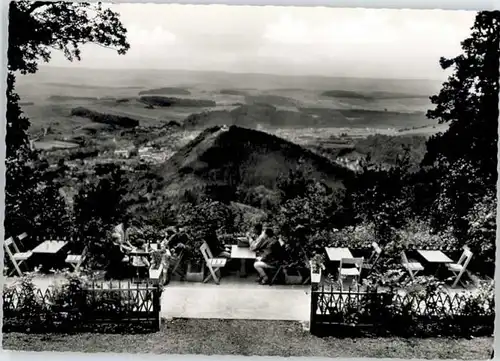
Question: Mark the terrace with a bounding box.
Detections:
[3,226,493,336]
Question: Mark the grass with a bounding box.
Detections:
[3,319,493,358]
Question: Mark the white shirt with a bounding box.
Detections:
[250,231,267,251]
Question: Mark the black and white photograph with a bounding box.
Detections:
[2,2,497,359]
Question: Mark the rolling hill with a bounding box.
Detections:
[130,125,354,206]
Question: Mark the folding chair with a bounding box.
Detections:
[339,257,364,290]
[447,246,473,288]
[361,242,382,275]
[200,242,227,285]
[16,232,29,250]
[269,265,286,285]
[65,245,88,273]
[4,237,33,277]
[401,251,424,281]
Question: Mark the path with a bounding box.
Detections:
[161,279,310,321]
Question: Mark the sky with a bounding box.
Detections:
[47,4,476,79]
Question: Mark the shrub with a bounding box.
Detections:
[313,279,494,337]
[3,275,50,332]
[3,274,161,333]
[177,199,236,267]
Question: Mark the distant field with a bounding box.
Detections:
[322,90,431,100]
[139,87,191,96]
[15,68,443,150]
[34,140,79,150]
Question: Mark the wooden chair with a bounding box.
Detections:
[361,241,382,275]
[339,257,364,290]
[4,237,33,277]
[447,246,473,288]
[200,242,227,285]
[401,251,424,281]
[65,245,88,273]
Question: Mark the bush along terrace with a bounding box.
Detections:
[310,279,494,338]
[3,274,161,334]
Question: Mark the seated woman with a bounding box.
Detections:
[247,223,264,250]
[163,226,192,280]
[253,228,286,284]
[205,228,231,258]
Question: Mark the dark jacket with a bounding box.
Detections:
[255,234,276,255]
[205,231,223,255]
[168,232,190,248]
[260,238,286,265]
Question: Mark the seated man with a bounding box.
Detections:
[253,229,286,284]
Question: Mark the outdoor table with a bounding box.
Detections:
[325,247,353,262]
[325,247,354,278]
[231,245,256,277]
[417,250,453,277]
[32,240,68,270]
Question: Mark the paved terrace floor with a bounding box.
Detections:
[162,275,310,321]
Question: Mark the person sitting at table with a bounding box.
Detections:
[130,239,151,279]
[250,225,270,253]
[112,217,135,250]
[160,227,175,251]
[167,226,190,253]
[157,228,175,284]
[246,223,263,249]
[253,228,286,284]
[166,226,193,277]
[205,227,231,258]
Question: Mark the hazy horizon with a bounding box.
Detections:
[39,65,445,82]
[42,4,476,80]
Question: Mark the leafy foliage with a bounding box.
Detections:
[273,163,351,265]
[72,164,129,266]
[464,189,497,271]
[5,1,130,253]
[3,275,161,333]
[424,11,499,183]
[312,280,494,337]
[6,74,30,158]
[177,199,237,266]
[353,134,427,170]
[4,147,72,243]
[9,1,129,74]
